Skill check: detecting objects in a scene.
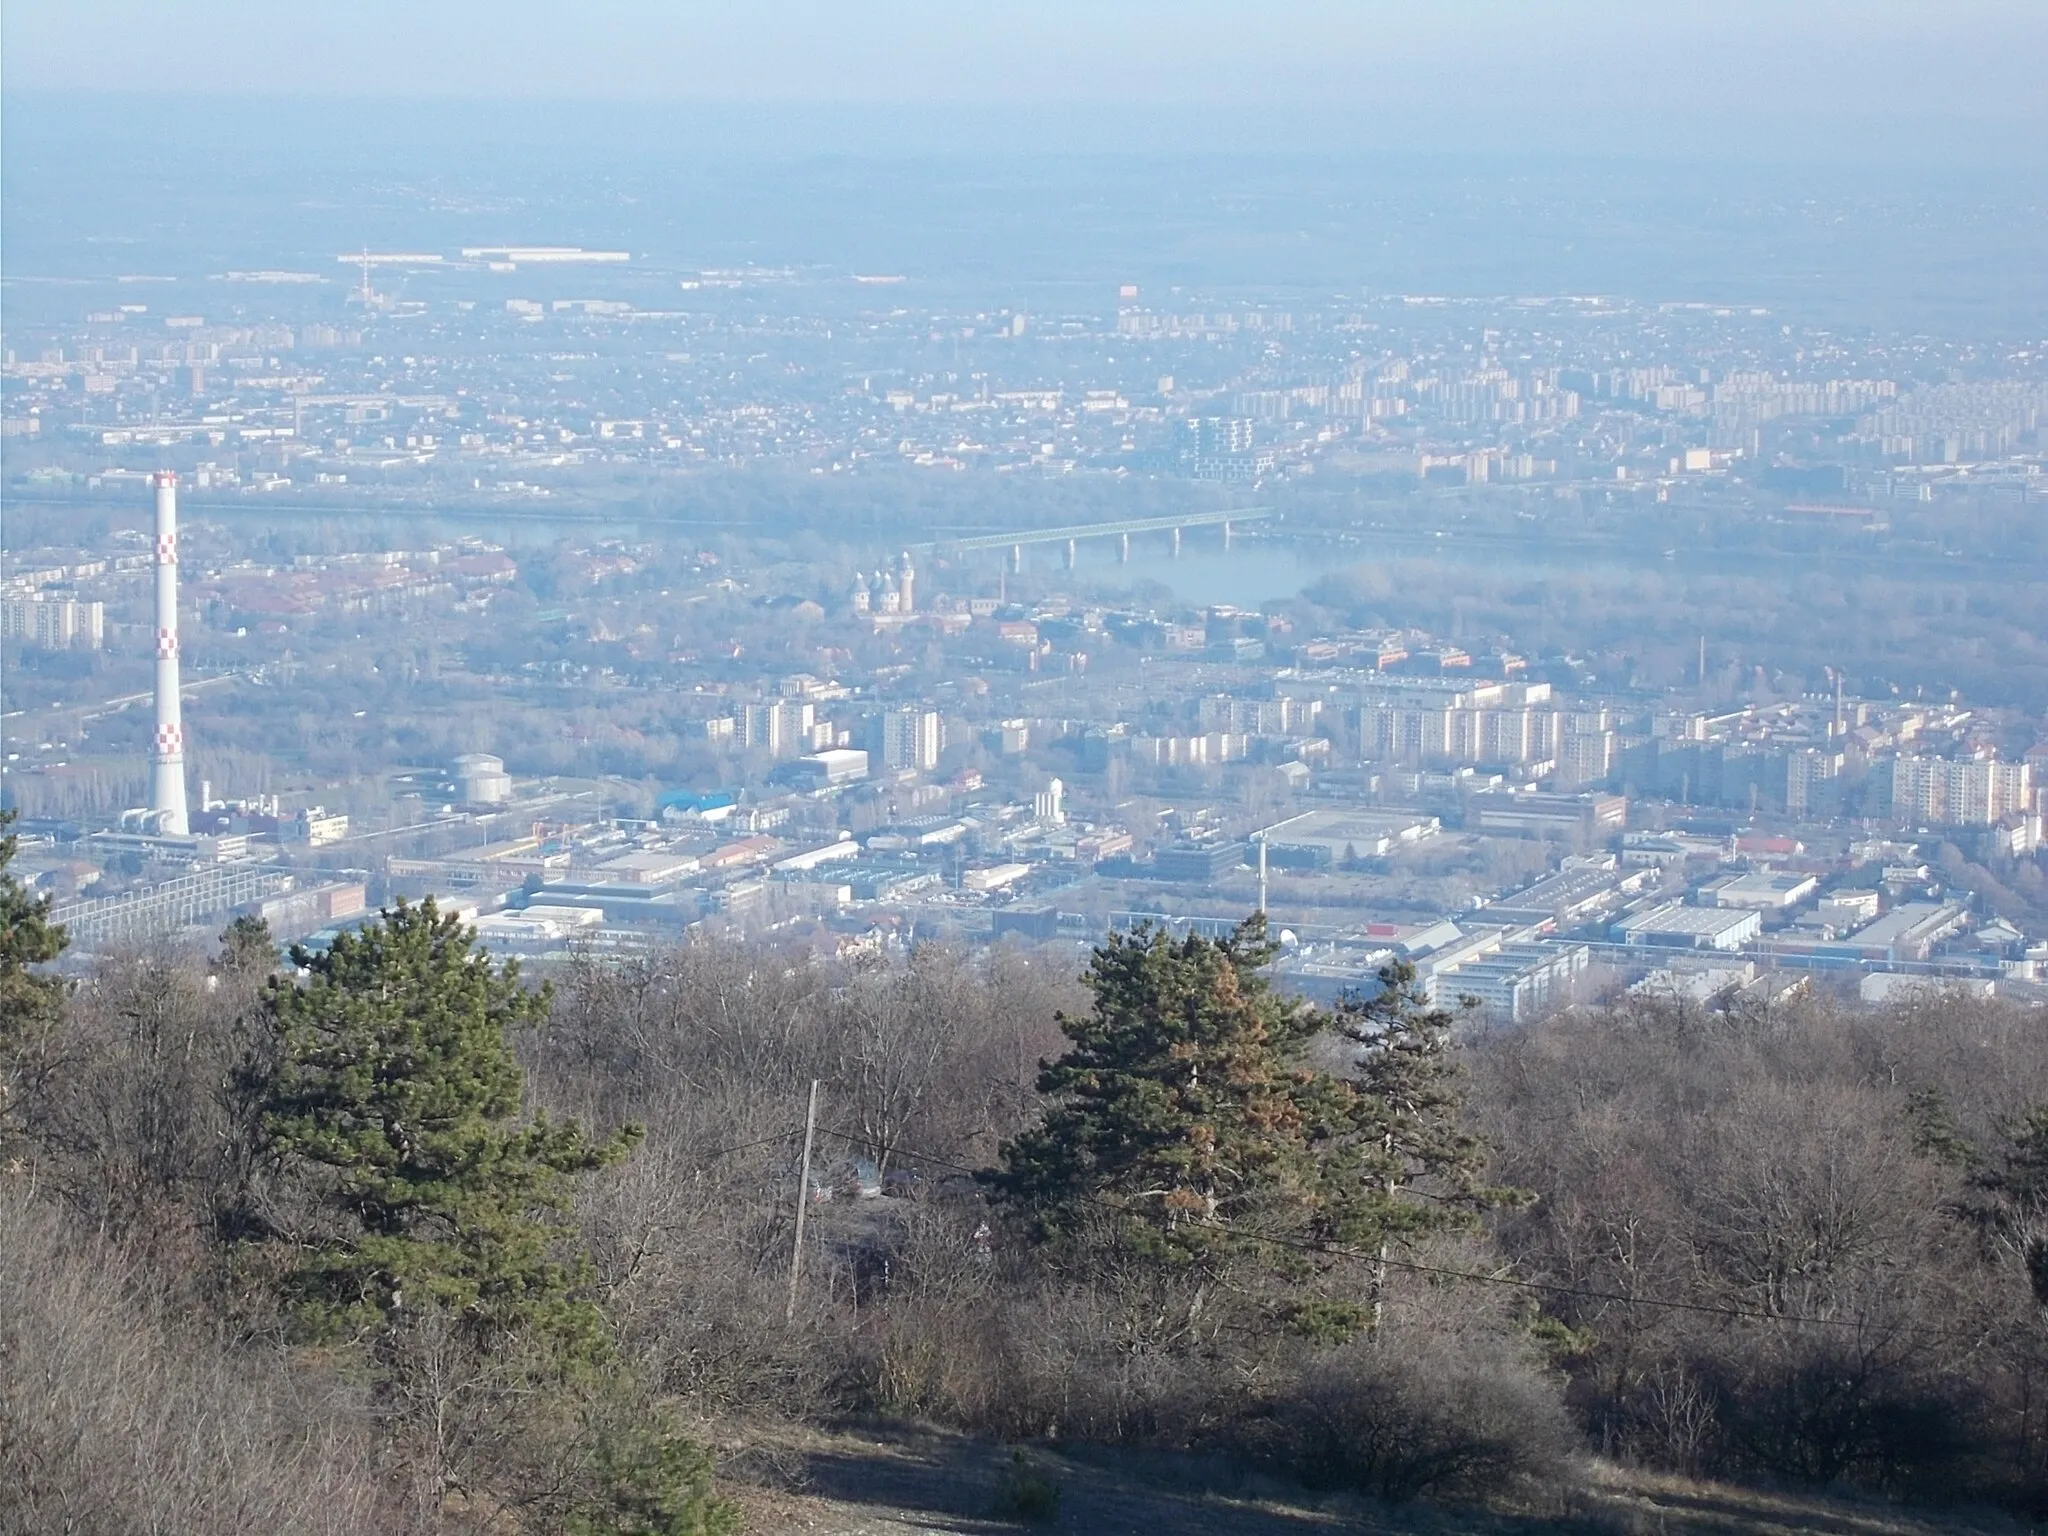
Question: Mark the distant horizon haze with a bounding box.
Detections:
[4,1,2046,164]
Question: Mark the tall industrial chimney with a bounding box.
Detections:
[149,470,189,835]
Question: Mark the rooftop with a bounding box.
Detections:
[1616,903,1759,937]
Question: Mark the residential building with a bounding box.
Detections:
[1892,755,2031,826]
[740,699,815,759]
[877,707,942,771]
[0,595,105,649]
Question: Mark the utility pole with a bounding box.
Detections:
[786,1078,821,1324]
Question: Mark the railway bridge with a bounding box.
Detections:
[911,507,1275,570]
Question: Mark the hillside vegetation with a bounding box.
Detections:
[5,815,2048,1532]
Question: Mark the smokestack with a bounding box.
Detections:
[149,470,189,835]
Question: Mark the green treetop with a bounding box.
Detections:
[1309,960,1524,1331]
[0,809,67,1052]
[1309,959,1516,1251]
[259,897,639,1355]
[215,911,278,978]
[0,810,67,1152]
[258,899,731,1532]
[991,927,1515,1339]
[990,916,1321,1262]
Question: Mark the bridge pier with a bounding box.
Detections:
[1120,532,1130,563]
[1064,538,1077,570]
[914,507,1271,567]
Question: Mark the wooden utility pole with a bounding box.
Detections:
[786,1079,821,1324]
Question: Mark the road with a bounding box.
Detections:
[1,671,244,726]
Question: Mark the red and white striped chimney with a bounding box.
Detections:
[149,470,189,835]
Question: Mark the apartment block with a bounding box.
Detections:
[0,595,105,649]
[877,707,942,772]
[1891,755,2031,826]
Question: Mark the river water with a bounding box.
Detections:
[1033,537,1318,609]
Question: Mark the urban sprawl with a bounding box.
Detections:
[4,247,2045,1013]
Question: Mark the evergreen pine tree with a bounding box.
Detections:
[256,898,732,1531]
[992,928,1517,1342]
[259,896,638,1355]
[566,1408,736,1536]
[216,912,278,978]
[990,916,1320,1264]
[0,810,67,1050]
[0,810,67,1146]
[1309,959,1522,1329]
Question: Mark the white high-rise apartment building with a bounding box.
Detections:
[1891,755,2031,826]
[1355,680,1562,769]
[878,707,941,772]
[0,595,105,649]
[739,699,814,759]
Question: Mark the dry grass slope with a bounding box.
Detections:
[711,1422,2028,1536]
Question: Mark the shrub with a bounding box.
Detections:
[990,1449,1061,1523]
[1698,1331,1977,1495]
[1267,1326,1575,1503]
[0,1193,391,1534]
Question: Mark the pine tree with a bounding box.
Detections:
[989,916,1321,1264]
[991,927,1515,1344]
[216,912,278,978]
[0,810,67,1146]
[566,1408,737,1536]
[256,899,733,1531]
[258,896,639,1355]
[1309,959,1522,1330]
[0,810,67,1050]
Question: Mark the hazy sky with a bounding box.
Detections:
[6,1,2045,159]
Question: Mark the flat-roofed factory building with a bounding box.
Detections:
[1613,902,1761,952]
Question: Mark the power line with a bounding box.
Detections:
[805,1125,1990,1344]
[688,1129,805,1162]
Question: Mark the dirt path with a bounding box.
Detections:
[716,1422,2025,1536]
